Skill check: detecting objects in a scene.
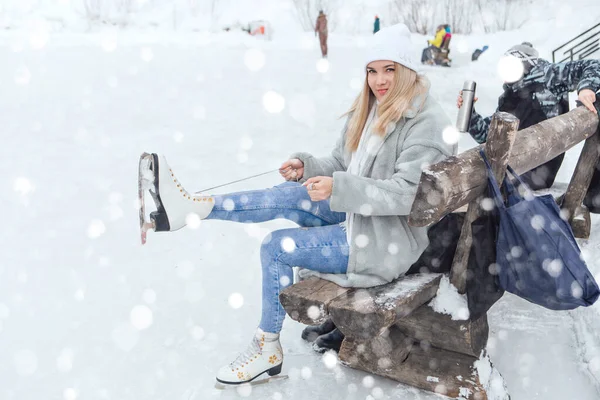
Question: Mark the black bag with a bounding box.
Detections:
[467,207,504,320]
[406,213,464,275]
[582,100,600,213]
[584,164,600,213]
[406,210,504,319]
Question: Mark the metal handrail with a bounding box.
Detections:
[552,22,600,63]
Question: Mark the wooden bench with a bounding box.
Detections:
[280,108,600,399]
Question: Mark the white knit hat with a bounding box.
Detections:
[364,23,417,72]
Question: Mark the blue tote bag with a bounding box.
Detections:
[480,149,600,310]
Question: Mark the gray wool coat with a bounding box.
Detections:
[291,93,457,288]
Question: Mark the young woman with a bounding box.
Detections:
[140,23,457,385]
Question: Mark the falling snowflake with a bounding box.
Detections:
[244,48,265,71]
[280,276,291,286]
[559,208,570,221]
[307,305,320,320]
[571,281,583,299]
[497,55,524,83]
[142,289,156,304]
[87,220,106,239]
[316,59,329,73]
[359,203,373,216]
[185,213,201,229]
[377,357,392,369]
[530,215,545,231]
[190,326,205,340]
[130,305,153,330]
[301,366,313,379]
[480,197,495,211]
[300,199,312,211]
[355,234,370,248]
[228,293,244,309]
[141,47,154,62]
[239,135,253,151]
[236,382,252,397]
[74,289,85,301]
[510,246,523,258]
[63,388,77,400]
[322,351,338,369]
[263,91,285,113]
[442,126,460,144]
[281,237,296,253]
[320,247,332,257]
[173,131,184,143]
[362,375,375,388]
[223,198,235,211]
[544,259,563,278]
[371,387,385,399]
[101,30,118,52]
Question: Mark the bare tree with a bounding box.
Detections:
[474,0,530,33]
[80,0,133,26]
[83,0,104,22]
[443,0,474,34]
[388,0,437,34]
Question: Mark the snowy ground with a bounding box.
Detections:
[2,24,600,400]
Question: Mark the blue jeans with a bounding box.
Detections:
[206,182,348,333]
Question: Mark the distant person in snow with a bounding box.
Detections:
[373,15,380,34]
[315,10,328,58]
[140,24,456,384]
[442,24,452,48]
[421,24,451,67]
[428,25,446,49]
[471,45,489,61]
[457,42,600,197]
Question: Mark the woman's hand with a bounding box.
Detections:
[303,176,333,201]
[578,89,597,113]
[456,90,478,108]
[279,158,304,181]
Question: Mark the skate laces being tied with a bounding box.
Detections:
[230,336,262,369]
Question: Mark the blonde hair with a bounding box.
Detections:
[344,63,428,152]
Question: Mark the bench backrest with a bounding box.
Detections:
[408,107,598,227]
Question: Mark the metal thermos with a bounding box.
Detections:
[456,81,477,132]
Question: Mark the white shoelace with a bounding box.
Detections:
[230,336,262,369]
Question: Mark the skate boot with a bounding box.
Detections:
[313,328,345,353]
[301,318,336,342]
[138,152,214,243]
[216,329,283,385]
